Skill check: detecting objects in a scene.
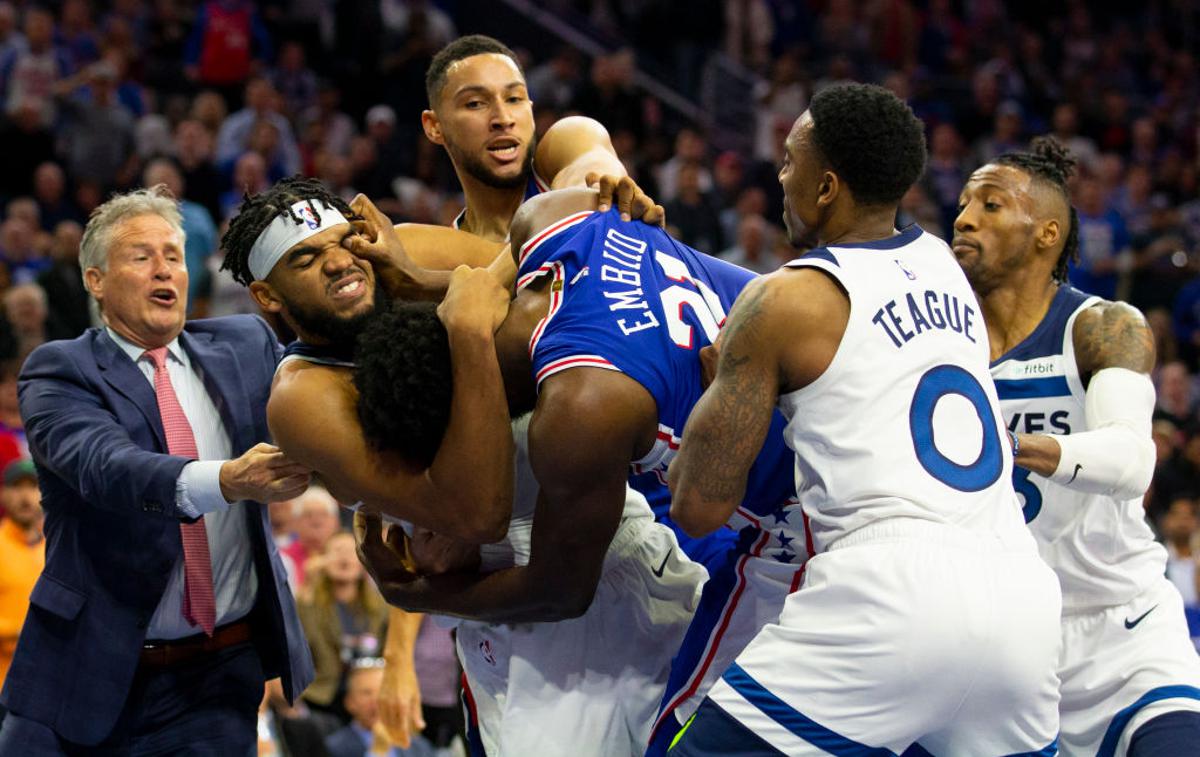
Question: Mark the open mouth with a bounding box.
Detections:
[329,274,366,300]
[487,138,521,162]
[149,288,177,306]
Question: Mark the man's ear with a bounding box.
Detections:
[816,170,840,208]
[249,280,283,314]
[84,266,104,303]
[421,110,444,146]
[1035,217,1062,252]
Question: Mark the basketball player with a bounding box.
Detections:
[422,34,662,243]
[954,137,1200,756]
[667,83,1062,754]
[352,185,801,755]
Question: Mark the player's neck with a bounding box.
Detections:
[979,275,1059,362]
[458,174,526,243]
[819,205,902,248]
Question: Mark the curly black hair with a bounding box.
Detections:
[353,302,453,467]
[220,175,356,286]
[808,83,927,207]
[426,35,523,108]
[992,136,1080,284]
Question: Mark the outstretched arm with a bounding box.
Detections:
[669,279,780,536]
[357,368,651,623]
[1012,301,1157,500]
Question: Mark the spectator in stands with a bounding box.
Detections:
[664,160,723,255]
[1173,275,1200,370]
[656,126,712,203]
[298,530,389,719]
[0,98,55,199]
[922,123,968,236]
[410,617,464,755]
[719,214,776,274]
[970,99,1025,166]
[216,77,301,177]
[1050,102,1098,173]
[271,41,318,121]
[1156,361,1197,428]
[0,6,70,129]
[184,0,273,100]
[143,159,218,313]
[4,198,39,235]
[326,661,434,757]
[189,89,228,135]
[1161,495,1199,608]
[173,119,223,221]
[0,459,44,708]
[282,486,340,590]
[1071,177,1132,300]
[53,60,137,192]
[0,218,49,285]
[299,81,357,160]
[571,49,644,140]
[527,45,583,112]
[58,0,101,72]
[32,162,82,232]
[220,151,269,221]
[0,3,25,64]
[36,221,89,339]
[3,283,58,361]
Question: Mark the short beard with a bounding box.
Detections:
[454,132,538,190]
[288,282,389,346]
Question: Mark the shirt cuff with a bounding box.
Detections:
[176,460,231,517]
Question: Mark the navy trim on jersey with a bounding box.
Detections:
[991,286,1095,366]
[828,224,924,251]
[798,248,840,266]
[1097,685,1200,757]
[281,339,356,367]
[993,376,1072,400]
[721,663,896,756]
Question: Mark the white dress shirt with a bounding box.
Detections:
[107,328,258,640]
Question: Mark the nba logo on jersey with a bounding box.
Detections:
[894,258,917,280]
[479,639,496,666]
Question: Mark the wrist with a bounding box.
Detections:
[217,460,240,503]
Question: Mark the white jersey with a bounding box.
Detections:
[991,285,1167,613]
[778,226,1030,553]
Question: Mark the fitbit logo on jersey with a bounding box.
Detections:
[871,290,977,348]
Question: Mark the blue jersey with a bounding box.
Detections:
[516,208,796,528]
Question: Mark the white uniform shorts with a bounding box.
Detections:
[1058,576,1200,757]
[456,512,705,757]
[701,518,1062,755]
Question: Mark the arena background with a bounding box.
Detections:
[0,1,1197,754]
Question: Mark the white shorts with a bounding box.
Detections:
[456,513,705,757]
[703,518,1062,755]
[1058,576,1200,757]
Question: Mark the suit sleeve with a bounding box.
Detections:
[18,342,193,519]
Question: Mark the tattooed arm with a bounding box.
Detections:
[1012,300,1157,499]
[670,269,848,536]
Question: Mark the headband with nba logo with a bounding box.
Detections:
[248,199,350,280]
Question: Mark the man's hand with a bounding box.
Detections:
[409,527,481,575]
[437,265,511,336]
[378,657,425,748]
[587,172,665,226]
[219,443,311,503]
[354,512,418,591]
[345,194,422,298]
[699,332,722,389]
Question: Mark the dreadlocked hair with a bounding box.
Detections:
[220,175,357,286]
[993,136,1079,283]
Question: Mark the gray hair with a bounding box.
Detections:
[79,185,186,295]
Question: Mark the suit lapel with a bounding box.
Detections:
[180,328,255,455]
[94,330,166,450]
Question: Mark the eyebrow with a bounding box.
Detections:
[452,81,527,98]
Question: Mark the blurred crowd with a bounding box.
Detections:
[0,0,1198,753]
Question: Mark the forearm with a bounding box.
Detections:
[424,326,514,542]
[1014,367,1156,500]
[382,607,423,665]
[381,564,584,624]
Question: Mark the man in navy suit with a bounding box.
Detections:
[0,185,315,755]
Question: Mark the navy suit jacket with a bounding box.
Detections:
[1,315,314,745]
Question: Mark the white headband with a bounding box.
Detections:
[248,199,350,280]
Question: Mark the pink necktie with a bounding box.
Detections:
[144,346,216,637]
